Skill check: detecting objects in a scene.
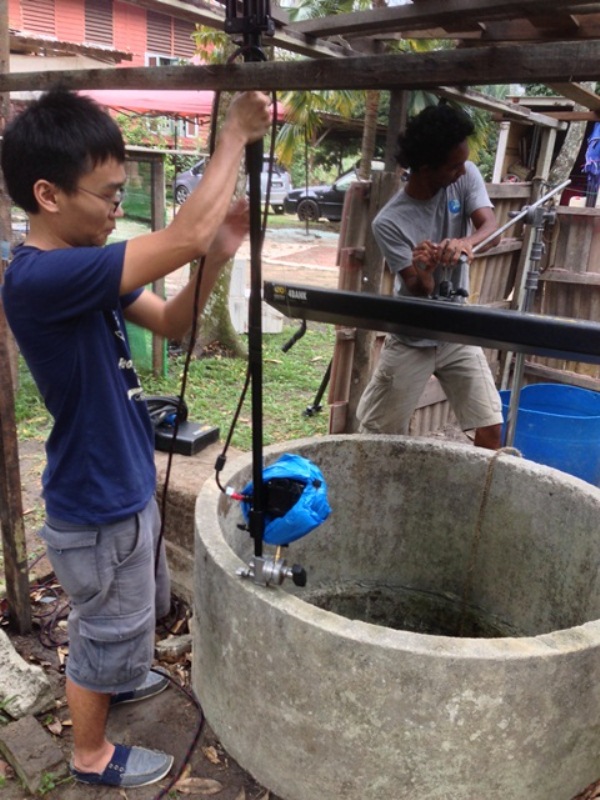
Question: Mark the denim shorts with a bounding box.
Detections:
[40,497,170,694]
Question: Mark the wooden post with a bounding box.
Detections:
[150,153,166,376]
[0,1,17,390]
[0,309,32,634]
[384,89,408,171]
[343,170,401,433]
[0,0,32,633]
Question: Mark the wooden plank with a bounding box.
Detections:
[474,16,600,42]
[547,81,600,110]
[526,362,600,389]
[327,244,363,434]
[486,183,532,201]
[4,40,600,94]
[539,269,600,285]
[550,209,600,274]
[437,86,564,130]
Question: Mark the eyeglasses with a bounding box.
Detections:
[76,186,126,213]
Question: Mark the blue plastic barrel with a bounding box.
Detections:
[500,383,600,486]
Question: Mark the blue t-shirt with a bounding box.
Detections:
[3,242,156,524]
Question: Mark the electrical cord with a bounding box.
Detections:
[148,666,206,799]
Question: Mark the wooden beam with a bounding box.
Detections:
[3,39,600,94]
[546,81,600,110]
[287,0,588,40]
[437,86,566,129]
[530,111,600,120]
[474,15,600,42]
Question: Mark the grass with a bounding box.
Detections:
[14,323,335,452]
[142,323,334,451]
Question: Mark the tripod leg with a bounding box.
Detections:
[304,359,332,417]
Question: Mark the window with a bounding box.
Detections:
[21,0,55,36]
[147,11,172,55]
[146,54,179,68]
[85,0,113,46]
[173,18,196,59]
[147,11,196,60]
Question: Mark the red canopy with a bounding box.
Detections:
[81,89,215,118]
[82,89,286,120]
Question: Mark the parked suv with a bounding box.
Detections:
[174,156,291,213]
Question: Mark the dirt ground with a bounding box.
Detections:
[3,226,600,800]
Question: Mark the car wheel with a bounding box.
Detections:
[271,204,284,215]
[297,198,320,222]
[175,185,190,204]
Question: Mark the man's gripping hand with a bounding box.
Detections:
[222,91,272,146]
[437,237,473,267]
[412,240,439,272]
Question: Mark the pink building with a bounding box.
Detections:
[8,0,205,147]
[8,0,197,67]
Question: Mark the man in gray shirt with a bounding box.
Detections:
[357,104,503,449]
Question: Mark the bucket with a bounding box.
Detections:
[500,382,600,485]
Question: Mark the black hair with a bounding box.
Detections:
[1,87,126,214]
[396,104,474,172]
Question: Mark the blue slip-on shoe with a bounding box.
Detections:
[70,743,174,787]
[110,669,169,706]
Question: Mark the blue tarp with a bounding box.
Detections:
[242,453,331,545]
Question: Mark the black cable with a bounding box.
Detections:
[215,365,252,494]
[150,666,206,800]
[155,256,206,570]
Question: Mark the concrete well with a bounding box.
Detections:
[193,435,600,800]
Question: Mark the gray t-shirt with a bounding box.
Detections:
[372,161,492,346]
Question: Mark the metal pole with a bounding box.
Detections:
[469,179,570,447]
[503,205,551,447]
[225,0,273,559]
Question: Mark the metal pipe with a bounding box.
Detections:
[472,178,571,255]
[495,181,571,446]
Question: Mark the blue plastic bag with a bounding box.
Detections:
[241,453,331,545]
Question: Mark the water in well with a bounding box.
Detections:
[302,582,524,638]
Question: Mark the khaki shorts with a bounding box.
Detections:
[356,335,503,435]
[41,496,170,694]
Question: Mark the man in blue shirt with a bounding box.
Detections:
[1,87,271,788]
